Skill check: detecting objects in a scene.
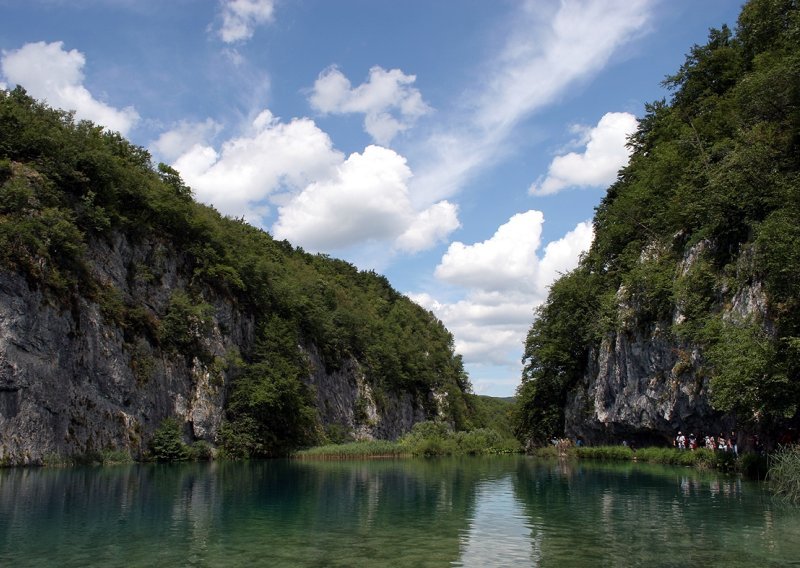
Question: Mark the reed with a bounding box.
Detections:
[294,440,407,460]
[767,445,800,503]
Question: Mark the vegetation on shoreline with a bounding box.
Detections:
[767,445,800,502]
[295,420,521,459]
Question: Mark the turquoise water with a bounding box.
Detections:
[1,457,798,567]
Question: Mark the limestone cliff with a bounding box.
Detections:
[563,242,768,446]
[0,232,443,465]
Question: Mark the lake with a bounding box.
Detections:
[1,456,798,567]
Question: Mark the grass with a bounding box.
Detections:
[767,445,800,503]
[295,422,522,460]
[295,440,408,460]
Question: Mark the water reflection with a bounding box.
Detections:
[455,476,540,567]
[0,458,798,567]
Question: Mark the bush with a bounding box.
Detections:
[398,421,518,456]
[576,445,634,461]
[149,417,190,462]
[190,440,214,461]
[738,452,768,479]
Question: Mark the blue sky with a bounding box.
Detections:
[0,0,745,396]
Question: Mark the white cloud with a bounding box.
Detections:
[412,213,593,373]
[395,201,460,253]
[172,110,343,223]
[272,145,458,252]
[530,111,638,195]
[309,66,431,145]
[273,145,414,249]
[0,81,7,91]
[411,0,652,204]
[435,211,544,293]
[150,119,222,163]
[0,41,139,134]
[167,115,459,253]
[536,221,594,294]
[218,0,275,44]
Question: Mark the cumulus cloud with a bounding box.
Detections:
[172,110,343,223]
[165,114,459,253]
[436,211,544,293]
[272,145,458,252]
[395,201,461,254]
[411,213,594,374]
[411,0,652,204]
[309,66,431,145]
[273,145,414,249]
[150,119,222,163]
[0,41,139,134]
[217,0,275,43]
[530,111,638,195]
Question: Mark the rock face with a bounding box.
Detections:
[564,323,733,446]
[304,345,434,441]
[564,243,763,446]
[0,233,437,465]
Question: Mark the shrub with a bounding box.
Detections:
[575,445,634,461]
[149,417,190,462]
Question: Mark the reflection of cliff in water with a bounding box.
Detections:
[510,459,798,566]
[2,458,800,566]
[0,459,515,567]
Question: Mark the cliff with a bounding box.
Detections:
[563,242,772,445]
[0,89,470,465]
[0,230,448,465]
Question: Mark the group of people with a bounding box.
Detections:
[674,431,737,455]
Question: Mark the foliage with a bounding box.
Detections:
[295,440,407,459]
[767,444,800,502]
[514,0,800,445]
[705,318,798,424]
[515,268,602,445]
[398,420,520,456]
[576,445,635,461]
[465,395,517,439]
[149,417,190,462]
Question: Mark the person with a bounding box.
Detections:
[718,434,727,451]
[676,431,686,449]
[689,433,697,450]
[729,432,737,456]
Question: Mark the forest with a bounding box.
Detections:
[515,0,800,446]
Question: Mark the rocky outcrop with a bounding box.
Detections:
[564,323,733,446]
[0,231,240,465]
[303,344,435,441]
[564,242,762,446]
[0,232,438,465]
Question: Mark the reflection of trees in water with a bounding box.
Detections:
[0,459,512,566]
[510,459,798,566]
[2,459,799,566]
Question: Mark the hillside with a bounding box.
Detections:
[515,0,800,448]
[0,88,473,464]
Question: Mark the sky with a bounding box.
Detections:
[0,0,745,397]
